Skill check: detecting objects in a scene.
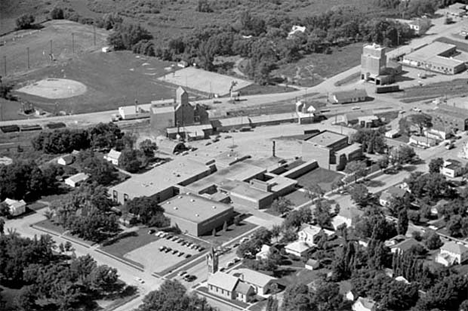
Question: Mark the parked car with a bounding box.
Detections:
[148,229,155,234]
[172,250,179,255]
[184,275,197,282]
[185,254,192,259]
[178,271,187,277]
[178,252,185,257]
[165,247,172,253]
[159,246,166,252]
[446,143,455,150]
[135,277,144,284]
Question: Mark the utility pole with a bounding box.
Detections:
[27,47,30,69]
[93,24,96,46]
[50,40,53,56]
[3,56,6,76]
[72,33,75,53]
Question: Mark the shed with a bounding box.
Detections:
[157,138,186,154]
[65,173,89,188]
[58,154,74,166]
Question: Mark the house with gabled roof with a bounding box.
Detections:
[332,207,363,230]
[379,186,407,207]
[57,154,74,166]
[389,238,422,254]
[65,173,89,188]
[104,149,122,166]
[233,268,277,296]
[207,271,255,303]
[4,198,26,216]
[435,241,468,266]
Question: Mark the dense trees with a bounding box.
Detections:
[429,157,444,174]
[16,14,35,30]
[32,122,125,154]
[345,161,368,182]
[50,7,65,19]
[51,184,119,242]
[137,279,216,311]
[349,184,370,207]
[108,22,154,55]
[123,196,169,227]
[0,232,123,311]
[270,197,293,215]
[351,128,387,154]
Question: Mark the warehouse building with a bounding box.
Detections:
[430,104,468,132]
[108,158,214,205]
[331,89,368,104]
[162,193,233,236]
[401,42,466,75]
[302,130,362,171]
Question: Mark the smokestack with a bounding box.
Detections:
[272,141,276,158]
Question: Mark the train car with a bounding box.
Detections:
[376,85,400,94]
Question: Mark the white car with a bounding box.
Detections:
[352,106,360,110]
[412,107,422,112]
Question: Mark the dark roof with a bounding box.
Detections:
[333,89,368,101]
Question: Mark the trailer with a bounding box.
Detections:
[376,85,400,93]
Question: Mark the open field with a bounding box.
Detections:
[159,67,252,96]
[274,43,364,87]
[1,20,109,78]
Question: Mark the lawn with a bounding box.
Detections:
[295,168,345,192]
[274,43,364,87]
[283,189,310,207]
[99,227,161,259]
[34,218,67,235]
[279,268,329,287]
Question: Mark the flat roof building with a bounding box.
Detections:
[331,89,368,104]
[108,158,213,204]
[162,193,233,236]
[402,42,466,75]
[430,104,468,132]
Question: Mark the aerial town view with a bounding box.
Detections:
[2,0,468,310]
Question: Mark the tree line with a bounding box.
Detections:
[0,233,124,311]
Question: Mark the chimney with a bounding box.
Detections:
[272,141,276,158]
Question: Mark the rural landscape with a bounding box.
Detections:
[2,0,468,311]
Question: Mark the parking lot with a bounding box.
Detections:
[124,234,204,273]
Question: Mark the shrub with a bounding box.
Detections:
[51,7,65,19]
[16,14,35,30]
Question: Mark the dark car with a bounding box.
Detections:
[183,275,197,282]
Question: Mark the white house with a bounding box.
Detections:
[104,149,122,166]
[332,207,363,230]
[435,241,468,266]
[4,198,26,216]
[305,258,320,270]
[352,297,377,311]
[207,271,255,303]
[441,159,463,178]
[57,154,74,166]
[285,225,328,257]
[233,268,277,296]
[65,173,89,188]
[288,25,306,39]
[256,245,271,260]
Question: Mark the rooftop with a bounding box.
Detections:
[106,149,121,160]
[305,130,347,147]
[405,42,457,61]
[66,173,89,183]
[151,106,174,114]
[108,158,210,199]
[162,193,233,224]
[441,241,468,255]
[208,272,239,292]
[336,143,362,155]
[333,89,368,101]
[390,238,421,252]
[220,180,272,201]
[233,268,276,287]
[432,104,468,119]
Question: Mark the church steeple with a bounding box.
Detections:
[206,246,219,275]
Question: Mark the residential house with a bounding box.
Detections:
[57,154,74,166]
[353,297,377,311]
[4,198,26,216]
[331,89,368,104]
[233,268,277,296]
[65,173,89,188]
[435,241,468,266]
[409,135,438,148]
[389,238,422,254]
[285,225,324,257]
[408,17,431,35]
[442,159,464,178]
[379,186,407,207]
[256,245,271,261]
[332,207,364,230]
[305,259,320,270]
[385,129,400,138]
[207,272,255,303]
[287,25,306,39]
[104,149,122,166]
[357,115,380,128]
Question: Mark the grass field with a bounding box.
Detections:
[296,168,344,192]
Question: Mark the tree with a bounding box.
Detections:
[271,197,293,215]
[139,139,158,158]
[51,7,65,19]
[281,283,317,311]
[0,218,4,235]
[305,184,325,201]
[313,200,333,228]
[16,14,35,29]
[266,296,279,311]
[345,161,368,182]
[429,157,444,174]
[271,225,282,243]
[119,149,142,173]
[123,196,167,226]
[377,156,389,171]
[397,208,409,235]
[349,184,370,207]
